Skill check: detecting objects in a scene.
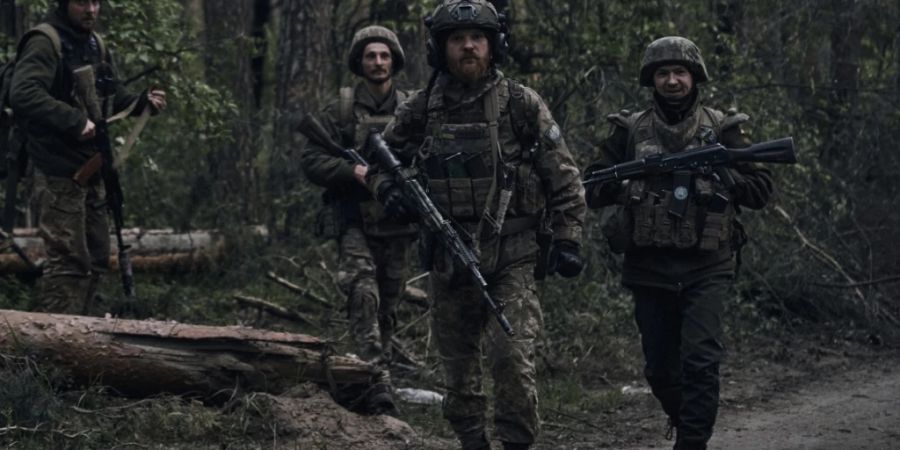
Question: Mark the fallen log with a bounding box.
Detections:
[0,309,377,398]
[0,227,267,274]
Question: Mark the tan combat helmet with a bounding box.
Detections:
[639,36,710,87]
[425,0,508,68]
[347,25,405,77]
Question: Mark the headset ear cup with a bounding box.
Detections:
[426,37,441,69]
[493,32,508,65]
[424,15,442,69]
[494,13,510,65]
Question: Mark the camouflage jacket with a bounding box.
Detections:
[301,82,414,236]
[371,70,585,272]
[10,11,145,178]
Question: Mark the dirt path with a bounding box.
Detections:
[621,353,900,450]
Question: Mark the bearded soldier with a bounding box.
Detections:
[585,37,774,450]
[300,25,415,412]
[369,1,585,448]
[10,0,166,314]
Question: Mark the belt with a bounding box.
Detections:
[458,215,540,240]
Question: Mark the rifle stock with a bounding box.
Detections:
[369,133,515,336]
[725,137,797,164]
[584,137,797,186]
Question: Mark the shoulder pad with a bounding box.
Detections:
[606,108,641,130]
[721,107,750,131]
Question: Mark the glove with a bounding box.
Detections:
[548,240,583,278]
[376,181,414,222]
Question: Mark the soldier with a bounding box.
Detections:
[10,0,166,314]
[300,25,415,411]
[369,1,585,448]
[585,37,774,450]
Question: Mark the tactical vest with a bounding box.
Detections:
[337,86,416,238]
[416,77,542,242]
[612,105,738,252]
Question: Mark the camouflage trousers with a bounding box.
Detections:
[32,169,109,315]
[337,226,412,363]
[430,232,543,445]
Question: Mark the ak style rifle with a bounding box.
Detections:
[368,132,515,337]
[71,65,134,299]
[582,137,797,186]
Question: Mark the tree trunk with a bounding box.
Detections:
[0,227,266,274]
[268,0,335,237]
[0,309,377,398]
[203,0,265,226]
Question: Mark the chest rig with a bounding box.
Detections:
[337,86,415,237]
[624,106,735,252]
[416,77,541,249]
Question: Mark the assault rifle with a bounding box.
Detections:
[368,133,515,337]
[582,137,797,186]
[71,65,135,299]
[296,113,367,167]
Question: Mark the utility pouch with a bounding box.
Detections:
[313,193,344,240]
[600,204,632,254]
[651,191,674,247]
[674,201,699,249]
[632,192,656,247]
[699,193,733,251]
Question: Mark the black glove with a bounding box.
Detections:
[548,240,583,278]
[376,181,414,222]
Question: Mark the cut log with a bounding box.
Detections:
[0,309,377,398]
[0,227,267,274]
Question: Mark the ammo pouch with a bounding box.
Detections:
[630,188,699,250]
[629,176,735,252]
[422,122,495,221]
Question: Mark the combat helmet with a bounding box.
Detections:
[424,0,509,69]
[639,36,710,87]
[347,25,405,77]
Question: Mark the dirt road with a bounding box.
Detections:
[621,353,900,450]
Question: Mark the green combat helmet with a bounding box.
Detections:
[639,36,710,87]
[425,0,508,68]
[347,25,405,77]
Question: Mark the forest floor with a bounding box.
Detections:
[249,326,899,450]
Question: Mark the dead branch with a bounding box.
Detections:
[233,294,317,326]
[265,271,333,308]
[811,275,900,289]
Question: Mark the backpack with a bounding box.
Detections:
[1,23,67,180]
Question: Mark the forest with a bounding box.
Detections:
[1,0,898,449]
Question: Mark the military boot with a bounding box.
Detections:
[673,435,707,450]
[502,442,531,450]
[451,416,489,450]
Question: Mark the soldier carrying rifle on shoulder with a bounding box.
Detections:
[9,0,165,315]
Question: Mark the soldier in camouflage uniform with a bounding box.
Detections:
[585,37,774,450]
[300,26,415,410]
[10,0,165,314]
[369,1,585,448]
